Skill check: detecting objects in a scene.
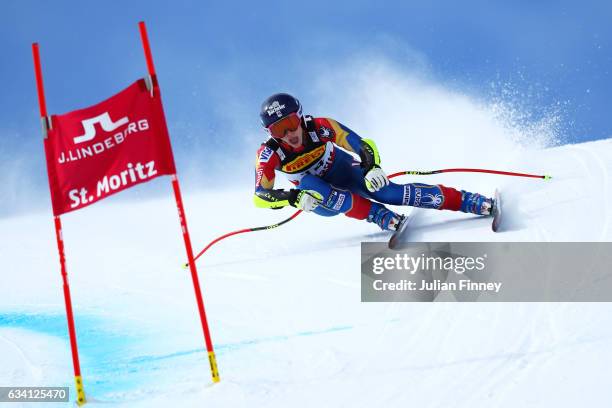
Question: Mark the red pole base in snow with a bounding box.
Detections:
[170,176,220,382]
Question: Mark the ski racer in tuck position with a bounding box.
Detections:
[254,93,495,232]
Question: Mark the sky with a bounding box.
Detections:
[0,0,611,216]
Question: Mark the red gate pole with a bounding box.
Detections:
[138,21,220,383]
[32,43,87,406]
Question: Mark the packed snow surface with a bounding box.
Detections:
[2,66,611,405]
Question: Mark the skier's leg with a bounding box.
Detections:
[298,174,402,230]
[298,174,369,219]
[341,163,493,215]
[371,181,494,215]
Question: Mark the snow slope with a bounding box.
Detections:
[2,61,611,406]
[1,136,611,407]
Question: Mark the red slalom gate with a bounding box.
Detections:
[32,22,219,406]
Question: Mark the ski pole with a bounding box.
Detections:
[388,168,552,180]
[184,210,303,268]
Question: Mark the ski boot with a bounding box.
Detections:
[461,192,494,216]
[368,203,403,231]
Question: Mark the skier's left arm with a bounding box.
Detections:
[325,118,390,192]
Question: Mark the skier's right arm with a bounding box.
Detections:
[253,145,293,209]
[254,144,324,211]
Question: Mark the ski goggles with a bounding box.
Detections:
[266,112,302,139]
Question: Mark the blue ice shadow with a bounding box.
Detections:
[126,324,356,366]
[0,312,146,401]
[1,311,356,401]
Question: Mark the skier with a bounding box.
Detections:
[254,93,494,231]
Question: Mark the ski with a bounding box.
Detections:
[492,189,502,232]
[388,215,411,249]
